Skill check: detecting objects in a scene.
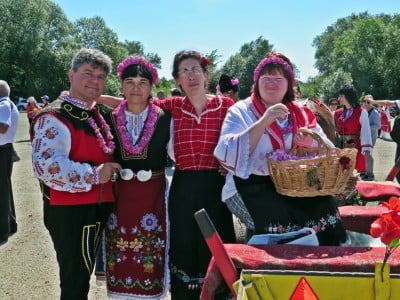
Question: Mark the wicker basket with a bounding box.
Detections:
[267,128,357,197]
[334,172,361,205]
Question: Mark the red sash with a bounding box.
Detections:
[251,94,317,150]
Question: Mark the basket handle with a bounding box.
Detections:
[295,128,330,156]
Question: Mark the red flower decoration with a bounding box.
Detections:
[370,210,400,244]
[200,56,210,66]
[370,196,400,281]
[339,156,351,170]
[382,196,400,212]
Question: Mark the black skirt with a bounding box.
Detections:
[234,175,347,246]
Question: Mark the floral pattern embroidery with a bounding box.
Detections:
[48,162,60,175]
[170,264,204,290]
[141,213,158,231]
[106,213,165,289]
[264,212,341,234]
[44,127,58,139]
[67,171,80,183]
[41,148,54,159]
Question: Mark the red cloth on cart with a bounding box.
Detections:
[356,181,400,202]
[200,243,400,300]
[338,205,389,234]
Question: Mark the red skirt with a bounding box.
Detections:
[105,176,168,299]
[354,138,365,173]
[381,112,391,132]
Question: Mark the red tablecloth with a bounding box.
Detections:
[200,243,400,300]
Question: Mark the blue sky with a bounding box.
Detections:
[53,0,400,81]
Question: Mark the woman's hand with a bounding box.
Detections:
[218,165,228,176]
[261,103,289,127]
[293,132,316,148]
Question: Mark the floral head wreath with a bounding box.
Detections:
[117,56,159,85]
[231,78,240,86]
[216,78,240,91]
[200,56,211,66]
[253,57,295,86]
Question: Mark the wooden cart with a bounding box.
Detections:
[195,208,400,300]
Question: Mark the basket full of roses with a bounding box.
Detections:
[267,128,357,197]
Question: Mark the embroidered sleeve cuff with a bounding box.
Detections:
[91,166,100,185]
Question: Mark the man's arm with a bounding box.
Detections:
[31,114,121,191]
[367,95,399,108]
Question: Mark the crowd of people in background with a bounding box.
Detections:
[1,46,400,300]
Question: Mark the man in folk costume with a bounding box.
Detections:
[31,48,121,299]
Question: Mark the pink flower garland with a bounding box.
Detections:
[117,56,159,84]
[114,99,159,155]
[87,112,115,154]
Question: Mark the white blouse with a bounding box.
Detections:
[125,106,149,144]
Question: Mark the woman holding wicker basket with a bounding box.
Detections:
[214,52,347,245]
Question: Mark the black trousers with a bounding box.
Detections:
[169,169,235,300]
[43,200,112,300]
[0,144,17,244]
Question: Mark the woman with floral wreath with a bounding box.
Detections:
[99,50,236,300]
[103,56,171,299]
[335,84,373,173]
[216,74,240,102]
[214,52,347,246]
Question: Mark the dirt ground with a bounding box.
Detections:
[0,113,397,299]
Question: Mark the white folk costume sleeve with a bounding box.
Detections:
[31,114,99,192]
[214,103,253,179]
[360,109,373,153]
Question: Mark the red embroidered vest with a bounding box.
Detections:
[335,106,362,136]
[36,100,115,205]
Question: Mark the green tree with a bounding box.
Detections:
[218,36,274,99]
[204,49,222,93]
[313,12,400,99]
[318,69,353,102]
[154,77,176,98]
[123,40,161,68]
[72,17,164,95]
[0,0,75,99]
